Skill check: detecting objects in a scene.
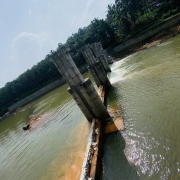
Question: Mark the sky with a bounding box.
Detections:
[0,0,114,88]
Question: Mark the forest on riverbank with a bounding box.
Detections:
[0,0,180,116]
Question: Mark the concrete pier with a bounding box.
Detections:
[103,49,113,64]
[68,86,94,120]
[81,44,97,66]
[97,42,113,64]
[81,44,111,87]
[49,46,110,121]
[78,78,109,119]
[93,61,111,86]
[87,66,101,87]
[91,42,111,72]
[49,48,84,87]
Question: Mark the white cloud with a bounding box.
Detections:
[84,0,94,16]
[10,31,52,69]
[12,32,48,49]
[0,31,54,87]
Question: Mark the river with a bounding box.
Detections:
[103,34,180,179]
[0,73,94,180]
[0,34,180,180]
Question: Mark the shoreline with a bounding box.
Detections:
[114,24,180,61]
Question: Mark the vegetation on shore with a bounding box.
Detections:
[0,0,180,116]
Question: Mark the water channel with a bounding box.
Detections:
[0,34,180,180]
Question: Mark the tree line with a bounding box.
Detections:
[107,0,180,43]
[0,0,179,116]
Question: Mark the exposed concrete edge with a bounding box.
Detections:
[80,85,105,180]
[80,119,101,180]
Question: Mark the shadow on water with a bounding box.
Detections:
[105,85,122,108]
[102,132,139,180]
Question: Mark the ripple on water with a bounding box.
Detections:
[104,35,180,180]
[0,82,90,180]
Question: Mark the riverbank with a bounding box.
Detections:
[114,24,180,61]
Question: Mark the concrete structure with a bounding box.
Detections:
[103,48,113,64]
[80,119,102,180]
[80,85,124,180]
[49,46,110,121]
[81,44,111,87]
[91,42,111,72]
[96,42,113,64]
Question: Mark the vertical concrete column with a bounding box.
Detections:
[94,61,111,86]
[99,54,111,72]
[68,87,94,121]
[97,42,113,64]
[81,44,97,66]
[103,50,113,64]
[81,44,111,87]
[78,79,110,120]
[91,43,111,72]
[90,43,101,58]
[87,66,101,87]
[97,42,105,54]
[49,46,110,121]
[49,48,84,87]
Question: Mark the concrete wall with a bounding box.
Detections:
[113,14,180,54]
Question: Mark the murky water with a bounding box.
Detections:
[103,34,180,179]
[0,73,93,180]
[1,35,180,180]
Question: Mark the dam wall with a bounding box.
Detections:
[113,14,180,54]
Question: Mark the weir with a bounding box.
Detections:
[48,44,124,179]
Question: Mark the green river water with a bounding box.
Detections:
[0,34,180,180]
[104,34,180,180]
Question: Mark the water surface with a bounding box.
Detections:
[104,34,180,180]
[0,73,92,180]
